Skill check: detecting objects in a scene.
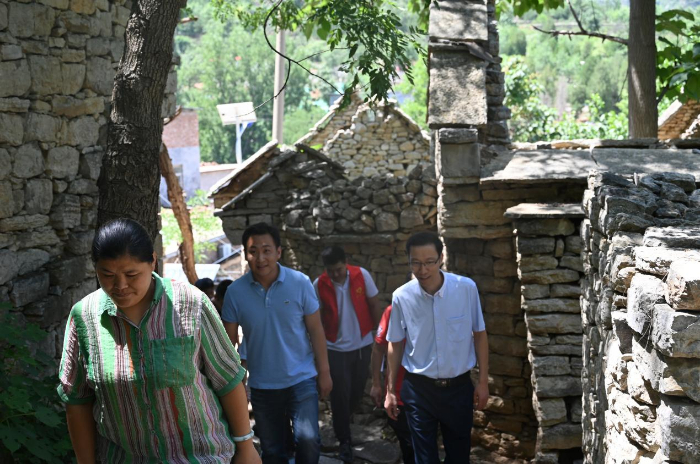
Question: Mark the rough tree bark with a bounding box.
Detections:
[628,0,657,138]
[97,0,185,242]
[159,142,198,284]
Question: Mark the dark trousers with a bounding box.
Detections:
[401,373,474,464]
[327,344,372,444]
[388,407,416,464]
[250,378,320,464]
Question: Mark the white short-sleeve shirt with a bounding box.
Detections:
[386,271,486,379]
[313,267,379,352]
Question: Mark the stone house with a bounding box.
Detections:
[296,95,431,179]
[2,0,700,463]
[212,143,438,303]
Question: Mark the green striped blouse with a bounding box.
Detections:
[58,272,246,463]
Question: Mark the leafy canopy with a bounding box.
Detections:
[212,0,434,108]
[499,0,700,105]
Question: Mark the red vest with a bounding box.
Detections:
[318,265,373,343]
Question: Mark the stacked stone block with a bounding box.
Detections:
[581,171,700,464]
[216,146,438,304]
[322,101,430,179]
[506,204,585,463]
[0,0,177,360]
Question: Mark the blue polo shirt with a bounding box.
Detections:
[222,265,320,389]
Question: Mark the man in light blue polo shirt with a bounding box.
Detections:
[222,222,332,464]
[384,231,489,464]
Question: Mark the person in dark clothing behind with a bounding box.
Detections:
[213,279,233,315]
[195,277,216,300]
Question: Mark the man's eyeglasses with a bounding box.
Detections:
[409,259,440,270]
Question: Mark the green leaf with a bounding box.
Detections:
[0,424,22,453]
[317,18,331,40]
[303,21,314,40]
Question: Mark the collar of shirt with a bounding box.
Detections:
[100,271,164,318]
[418,270,447,299]
[247,263,287,288]
[332,270,350,289]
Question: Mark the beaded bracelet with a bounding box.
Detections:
[232,430,255,443]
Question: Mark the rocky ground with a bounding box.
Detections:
[250,391,528,464]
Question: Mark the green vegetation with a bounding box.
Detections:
[161,192,223,262]
[0,305,72,463]
[177,0,429,162]
[499,0,700,141]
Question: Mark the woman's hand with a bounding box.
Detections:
[232,441,261,464]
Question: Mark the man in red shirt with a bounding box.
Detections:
[314,246,383,462]
[370,305,415,464]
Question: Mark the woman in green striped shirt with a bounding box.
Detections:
[58,218,261,464]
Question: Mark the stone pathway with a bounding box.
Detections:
[249,391,529,463]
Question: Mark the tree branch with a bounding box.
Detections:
[159,142,198,284]
[533,0,628,46]
[237,0,345,118]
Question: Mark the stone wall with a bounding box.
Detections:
[323,102,429,179]
[580,171,700,463]
[216,146,438,304]
[0,0,177,359]
[298,99,430,180]
[506,204,585,463]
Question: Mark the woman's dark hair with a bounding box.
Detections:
[195,278,215,292]
[241,222,281,252]
[92,218,154,263]
[215,279,233,299]
[405,231,443,257]
[321,246,346,267]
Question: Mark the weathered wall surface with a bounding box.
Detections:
[216,147,438,304]
[0,0,177,358]
[580,171,700,464]
[298,99,430,180]
[507,204,585,463]
[322,102,430,179]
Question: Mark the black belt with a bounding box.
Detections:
[406,370,471,388]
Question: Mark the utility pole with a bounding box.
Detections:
[272,29,286,144]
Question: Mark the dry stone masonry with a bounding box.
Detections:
[298,98,430,179]
[215,144,438,304]
[0,0,177,359]
[506,204,585,464]
[580,171,700,464]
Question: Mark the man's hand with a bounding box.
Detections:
[474,380,489,410]
[317,371,333,400]
[370,382,384,408]
[384,391,399,420]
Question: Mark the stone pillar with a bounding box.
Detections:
[506,203,585,463]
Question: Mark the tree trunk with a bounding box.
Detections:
[97,0,184,242]
[159,143,198,284]
[628,0,657,138]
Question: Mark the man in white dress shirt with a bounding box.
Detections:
[384,231,489,464]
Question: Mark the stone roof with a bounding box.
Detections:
[208,140,281,208]
[658,100,700,140]
[483,143,700,185]
[214,143,345,212]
